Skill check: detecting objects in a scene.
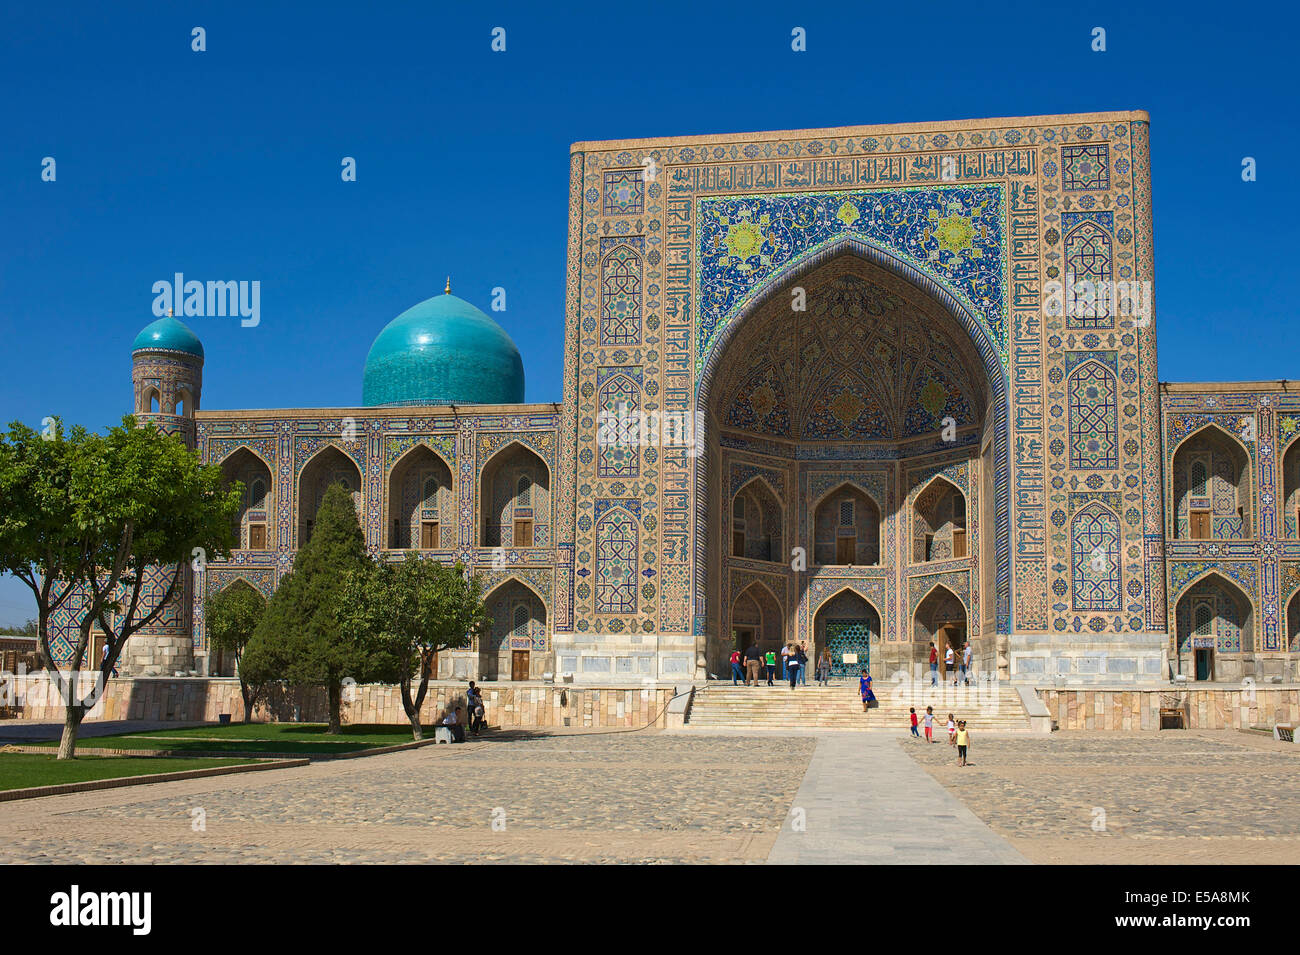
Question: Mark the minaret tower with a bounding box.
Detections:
[125,309,205,675]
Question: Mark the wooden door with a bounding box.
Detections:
[733,531,745,557]
[248,523,267,550]
[420,521,439,549]
[514,519,534,547]
[1190,510,1211,540]
[952,528,967,558]
[511,650,530,681]
[836,536,856,565]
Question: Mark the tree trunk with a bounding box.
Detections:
[326,680,342,734]
[240,680,256,724]
[57,703,85,760]
[400,678,422,740]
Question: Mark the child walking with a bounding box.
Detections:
[946,713,957,745]
[909,707,920,738]
[922,705,936,742]
[956,720,970,766]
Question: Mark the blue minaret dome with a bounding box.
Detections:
[132,310,205,359]
[362,283,525,407]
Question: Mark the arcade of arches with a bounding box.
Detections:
[707,255,994,678]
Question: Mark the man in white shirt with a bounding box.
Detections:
[961,642,973,685]
[944,644,956,685]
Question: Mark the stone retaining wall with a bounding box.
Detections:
[4,675,676,730]
[1037,686,1300,731]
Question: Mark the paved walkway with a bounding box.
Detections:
[767,732,1029,864]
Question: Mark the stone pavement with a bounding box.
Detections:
[767,732,1029,864]
[905,730,1300,864]
[0,731,815,864]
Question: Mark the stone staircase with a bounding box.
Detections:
[684,680,1036,732]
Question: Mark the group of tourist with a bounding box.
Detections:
[732,641,834,688]
[436,681,488,742]
[909,705,972,765]
[927,640,974,686]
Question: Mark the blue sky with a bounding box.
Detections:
[0,0,1293,625]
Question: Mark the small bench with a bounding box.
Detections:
[1275,723,1296,744]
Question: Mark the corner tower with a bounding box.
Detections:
[125,311,204,675]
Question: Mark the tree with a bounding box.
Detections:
[205,580,267,722]
[241,482,380,734]
[340,552,487,740]
[0,417,240,758]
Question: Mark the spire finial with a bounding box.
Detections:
[444,276,451,295]
[167,306,174,317]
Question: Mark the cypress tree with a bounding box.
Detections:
[242,482,379,733]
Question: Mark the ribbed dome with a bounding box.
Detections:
[132,315,204,359]
[362,292,525,407]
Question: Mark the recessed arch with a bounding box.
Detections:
[812,587,883,680]
[297,444,363,548]
[912,584,969,666]
[479,440,552,548]
[220,447,275,551]
[729,579,785,656]
[694,237,1011,669]
[911,474,968,563]
[480,577,548,681]
[730,476,784,562]
[205,577,266,676]
[1286,589,1300,653]
[1173,571,1254,680]
[1170,423,1252,541]
[386,443,454,550]
[813,482,881,567]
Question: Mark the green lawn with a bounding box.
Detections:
[29,722,429,756]
[0,753,260,791]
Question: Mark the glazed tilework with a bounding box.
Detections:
[85,112,1296,682]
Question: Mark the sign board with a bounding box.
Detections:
[841,653,859,664]
[1191,637,1214,649]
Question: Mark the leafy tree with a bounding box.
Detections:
[241,482,381,733]
[340,552,487,740]
[205,580,267,723]
[0,417,239,758]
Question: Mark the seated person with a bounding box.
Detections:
[440,706,465,742]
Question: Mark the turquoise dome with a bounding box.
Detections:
[132,315,204,359]
[362,292,525,407]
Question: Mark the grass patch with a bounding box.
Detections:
[28,722,429,755]
[0,753,260,791]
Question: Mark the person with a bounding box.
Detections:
[798,641,810,685]
[780,643,790,682]
[859,669,876,712]
[764,648,777,686]
[467,682,486,735]
[944,643,955,685]
[817,648,831,686]
[466,682,481,735]
[956,720,970,767]
[909,707,920,738]
[787,644,802,689]
[730,648,744,685]
[922,705,936,742]
[440,705,465,743]
[946,712,957,745]
[101,641,118,679]
[744,643,763,686]
[928,643,939,686]
[961,642,973,686]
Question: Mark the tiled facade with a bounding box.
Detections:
[45,112,1298,686]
